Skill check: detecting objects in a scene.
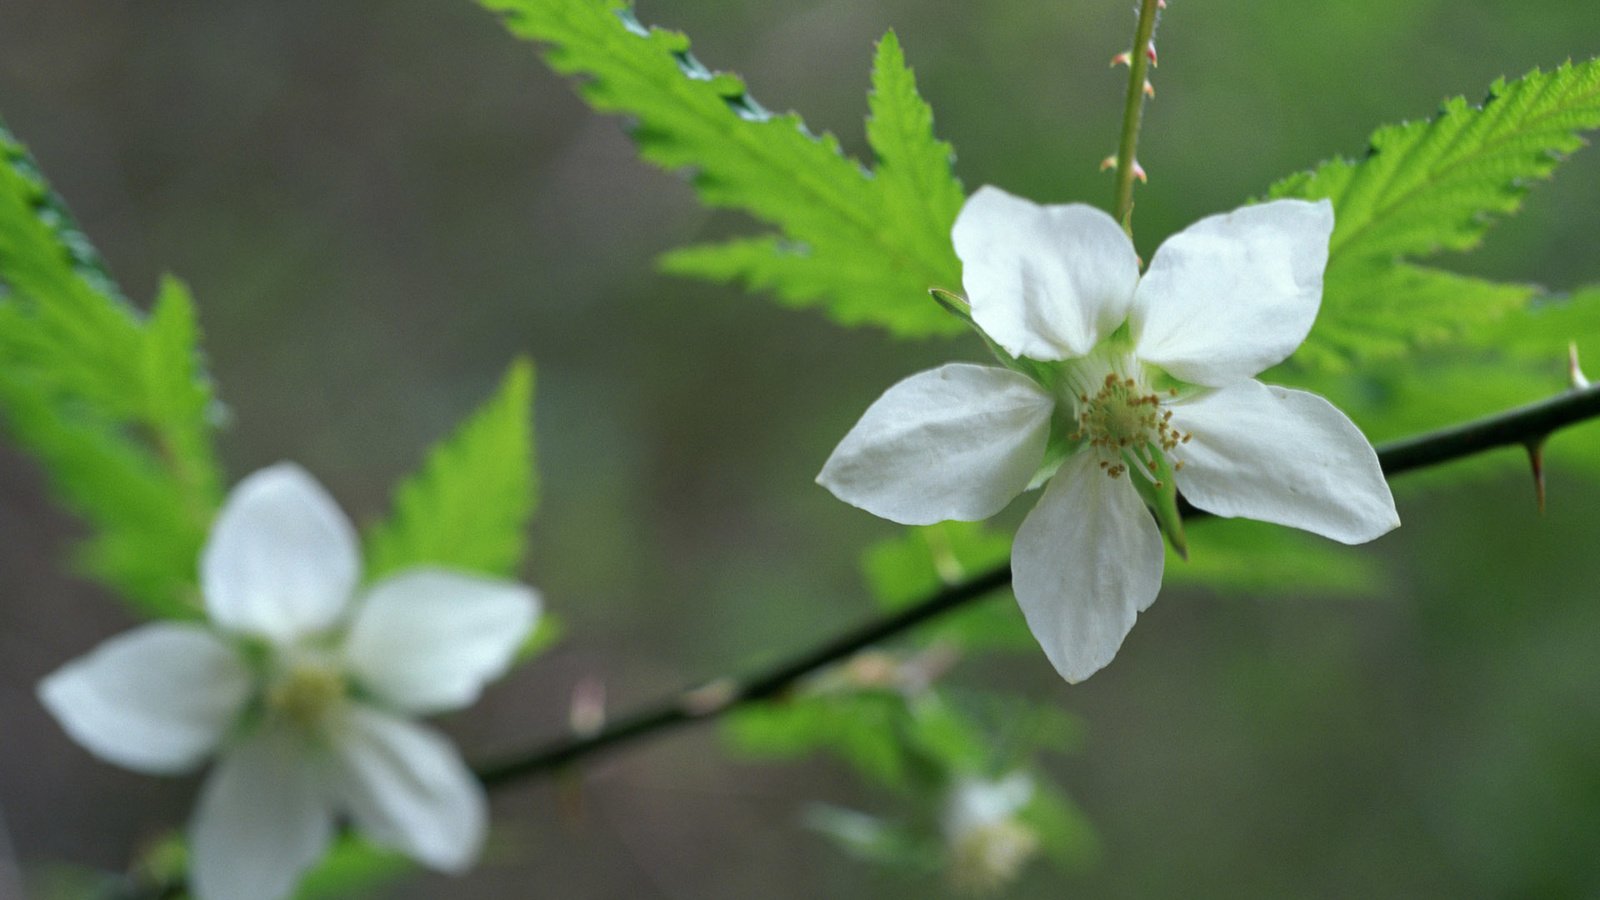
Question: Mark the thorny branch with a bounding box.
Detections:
[472,379,1600,787]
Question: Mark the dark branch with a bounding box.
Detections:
[474,381,1600,787]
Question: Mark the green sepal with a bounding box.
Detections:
[1126,444,1187,560]
[929,287,1056,388]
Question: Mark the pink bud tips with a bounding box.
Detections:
[1158,0,1168,7]
[1146,41,1159,66]
[1143,80,1156,98]
[1111,51,1133,68]
[1099,155,1119,172]
[1131,160,1148,183]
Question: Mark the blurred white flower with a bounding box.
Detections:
[942,773,1039,893]
[39,464,539,900]
[819,186,1398,683]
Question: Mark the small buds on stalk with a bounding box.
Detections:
[1110,51,1133,68]
[1098,156,1148,183]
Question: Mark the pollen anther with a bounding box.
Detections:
[1073,362,1186,481]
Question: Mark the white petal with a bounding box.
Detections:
[954,186,1141,361]
[1012,451,1165,684]
[1132,199,1334,385]
[202,463,361,642]
[1169,380,1400,543]
[37,624,250,775]
[343,569,540,715]
[328,706,487,872]
[189,728,334,900]
[817,364,1055,526]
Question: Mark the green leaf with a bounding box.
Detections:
[862,522,1033,653]
[1020,780,1099,870]
[0,123,219,617]
[1168,518,1386,598]
[484,1,965,336]
[0,369,206,618]
[294,837,410,900]
[863,30,967,294]
[801,804,939,871]
[1289,264,1539,371]
[365,358,537,580]
[725,692,921,788]
[142,277,223,508]
[1268,58,1600,367]
[0,130,145,417]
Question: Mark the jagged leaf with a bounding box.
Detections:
[0,370,206,618]
[1269,59,1600,367]
[365,358,537,580]
[484,0,964,336]
[0,125,218,617]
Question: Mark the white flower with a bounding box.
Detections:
[38,464,539,900]
[819,186,1398,684]
[942,773,1039,893]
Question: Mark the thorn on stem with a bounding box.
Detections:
[1524,437,1548,515]
[1099,154,1119,172]
[1146,41,1159,66]
[680,677,738,717]
[1143,79,1156,98]
[1111,51,1133,68]
[1131,160,1148,183]
[1569,341,1590,389]
[569,677,607,737]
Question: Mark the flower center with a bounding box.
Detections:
[948,819,1041,893]
[267,661,347,731]
[1068,364,1190,483]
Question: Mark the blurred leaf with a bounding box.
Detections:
[1269,58,1600,367]
[0,373,206,617]
[1287,264,1538,371]
[802,804,940,871]
[365,358,537,580]
[515,610,565,661]
[0,125,217,617]
[485,1,965,336]
[1020,780,1099,870]
[863,522,1034,652]
[141,277,223,508]
[725,691,922,788]
[0,129,144,416]
[1170,518,1387,598]
[294,837,409,900]
[1497,283,1600,363]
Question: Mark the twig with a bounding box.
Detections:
[1111,0,1164,233]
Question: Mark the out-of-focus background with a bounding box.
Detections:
[2,0,1599,896]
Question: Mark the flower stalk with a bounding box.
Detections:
[1112,0,1164,234]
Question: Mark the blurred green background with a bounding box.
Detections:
[2,0,1599,896]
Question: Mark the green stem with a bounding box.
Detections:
[1113,0,1163,234]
